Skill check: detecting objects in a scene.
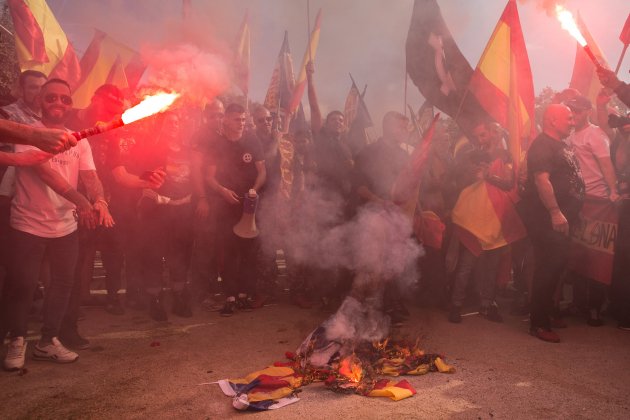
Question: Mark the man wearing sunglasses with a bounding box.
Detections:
[2,79,113,371]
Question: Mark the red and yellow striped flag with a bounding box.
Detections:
[288,8,322,114]
[234,11,250,96]
[468,0,535,165]
[72,30,145,108]
[8,0,81,88]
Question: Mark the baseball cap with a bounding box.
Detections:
[564,95,592,112]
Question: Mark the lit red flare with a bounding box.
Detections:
[121,91,180,124]
[555,5,586,46]
[555,5,603,69]
[72,91,180,141]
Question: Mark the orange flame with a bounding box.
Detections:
[121,92,180,125]
[339,356,363,383]
[555,5,586,46]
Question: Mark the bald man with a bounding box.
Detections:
[520,104,585,343]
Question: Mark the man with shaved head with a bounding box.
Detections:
[520,104,584,343]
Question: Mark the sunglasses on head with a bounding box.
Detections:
[44,93,73,106]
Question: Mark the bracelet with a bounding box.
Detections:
[94,198,108,207]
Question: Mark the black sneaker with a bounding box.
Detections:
[149,293,168,322]
[105,296,125,316]
[172,290,193,318]
[237,297,253,312]
[481,303,503,323]
[220,300,236,317]
[59,329,90,350]
[448,306,462,323]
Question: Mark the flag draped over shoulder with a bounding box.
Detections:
[569,14,610,111]
[344,79,373,157]
[264,31,296,116]
[569,198,618,285]
[234,11,250,96]
[452,159,527,253]
[468,0,536,165]
[289,9,322,114]
[406,0,486,133]
[72,30,145,108]
[8,0,81,88]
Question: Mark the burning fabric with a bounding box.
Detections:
[216,297,454,412]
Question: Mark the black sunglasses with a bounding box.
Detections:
[44,93,73,106]
[257,116,273,123]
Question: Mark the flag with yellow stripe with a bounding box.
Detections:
[72,30,145,108]
[8,0,81,88]
[289,8,322,114]
[468,0,535,166]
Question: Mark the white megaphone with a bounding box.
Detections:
[233,189,259,239]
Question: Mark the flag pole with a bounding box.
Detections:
[615,43,628,75]
[404,61,408,117]
[307,0,312,62]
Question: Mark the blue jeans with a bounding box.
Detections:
[4,229,78,341]
[451,245,505,308]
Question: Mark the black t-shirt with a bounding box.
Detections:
[108,133,193,201]
[353,138,409,202]
[313,129,354,197]
[207,133,264,198]
[523,133,585,226]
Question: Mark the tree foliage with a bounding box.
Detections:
[0,1,19,105]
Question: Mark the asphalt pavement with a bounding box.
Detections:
[1,296,629,419]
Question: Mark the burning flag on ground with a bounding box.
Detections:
[217,366,302,411]
[216,333,454,411]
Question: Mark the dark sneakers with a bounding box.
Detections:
[220,299,237,317]
[481,303,503,323]
[105,295,125,316]
[149,293,168,322]
[530,327,560,343]
[448,306,462,323]
[59,328,91,350]
[172,290,193,318]
[236,296,253,312]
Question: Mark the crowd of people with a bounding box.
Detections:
[0,62,629,372]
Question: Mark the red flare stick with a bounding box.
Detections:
[71,119,124,141]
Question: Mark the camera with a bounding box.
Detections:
[608,114,630,129]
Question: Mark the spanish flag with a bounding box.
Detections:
[569,14,610,121]
[72,30,145,108]
[8,0,81,88]
[234,11,250,96]
[468,0,535,165]
[452,158,527,253]
[288,8,322,114]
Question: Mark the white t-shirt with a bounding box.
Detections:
[11,126,96,238]
[566,124,611,199]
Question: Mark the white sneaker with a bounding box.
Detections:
[4,337,27,371]
[32,337,78,363]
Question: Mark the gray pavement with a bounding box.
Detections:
[1,298,630,419]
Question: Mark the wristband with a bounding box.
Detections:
[94,198,108,207]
